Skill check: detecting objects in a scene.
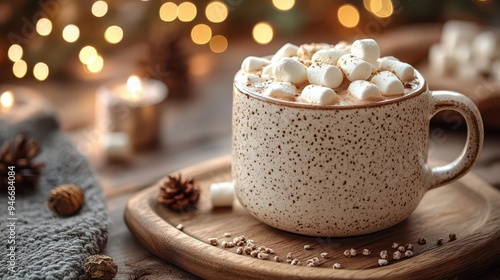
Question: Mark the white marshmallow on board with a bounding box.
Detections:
[441,20,480,52]
[210,182,235,208]
[351,39,380,65]
[378,57,415,81]
[273,57,308,84]
[101,132,131,162]
[348,80,382,100]
[241,56,271,73]
[428,44,456,76]
[472,31,498,60]
[272,43,299,63]
[311,49,348,65]
[371,71,404,96]
[300,85,338,105]
[337,54,373,82]
[263,81,296,101]
[307,63,343,88]
[262,64,274,76]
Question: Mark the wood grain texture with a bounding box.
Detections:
[125,156,500,280]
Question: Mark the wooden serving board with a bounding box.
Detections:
[125,156,500,280]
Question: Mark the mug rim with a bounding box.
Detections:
[234,69,428,110]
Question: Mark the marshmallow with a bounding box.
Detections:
[472,31,498,59]
[300,85,337,105]
[263,81,296,101]
[428,44,456,76]
[441,20,480,51]
[262,64,274,76]
[311,49,348,65]
[337,54,372,82]
[272,43,299,63]
[236,73,269,86]
[351,39,380,65]
[348,80,382,100]
[241,56,271,73]
[307,63,343,88]
[378,57,415,81]
[101,132,131,163]
[210,182,235,208]
[297,43,331,60]
[334,41,351,52]
[273,57,308,84]
[371,71,404,96]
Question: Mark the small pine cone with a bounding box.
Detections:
[48,184,85,216]
[157,174,200,211]
[84,254,118,280]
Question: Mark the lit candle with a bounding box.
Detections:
[96,76,168,153]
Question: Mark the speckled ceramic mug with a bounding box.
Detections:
[232,69,484,237]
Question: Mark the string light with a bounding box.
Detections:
[159,2,177,22]
[338,4,360,28]
[8,44,23,62]
[209,35,228,53]
[79,46,98,64]
[205,1,228,23]
[1,91,14,109]
[272,0,295,11]
[33,62,49,81]
[104,25,123,44]
[369,0,393,18]
[252,22,273,44]
[191,24,212,45]
[92,1,108,17]
[86,54,104,73]
[12,60,27,78]
[62,24,80,43]
[36,18,52,36]
[178,2,197,22]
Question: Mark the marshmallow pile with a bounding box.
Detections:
[237,39,416,105]
[429,20,500,81]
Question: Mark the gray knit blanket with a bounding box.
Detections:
[0,111,110,279]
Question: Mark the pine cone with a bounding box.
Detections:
[157,174,200,211]
[0,134,45,193]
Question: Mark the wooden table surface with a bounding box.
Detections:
[38,35,500,279]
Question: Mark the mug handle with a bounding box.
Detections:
[427,90,484,190]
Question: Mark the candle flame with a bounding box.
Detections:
[126,75,142,100]
[1,91,14,109]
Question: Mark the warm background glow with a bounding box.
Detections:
[369,0,394,18]
[79,46,98,64]
[8,44,23,62]
[92,1,108,17]
[191,24,212,45]
[62,24,80,43]
[1,91,14,109]
[36,18,52,36]
[209,35,228,53]
[272,0,295,11]
[160,2,178,22]
[104,25,124,44]
[86,54,104,73]
[33,62,49,81]
[338,4,360,28]
[205,1,228,23]
[178,2,197,22]
[12,60,28,78]
[252,22,273,44]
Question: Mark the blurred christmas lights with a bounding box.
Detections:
[272,0,295,11]
[36,18,53,36]
[8,44,23,62]
[191,24,212,44]
[160,2,178,22]
[62,24,80,43]
[338,4,360,28]
[252,22,273,44]
[178,2,197,22]
[92,1,108,17]
[205,1,228,23]
[33,62,49,81]
[104,25,123,44]
[210,35,228,53]
[12,60,28,78]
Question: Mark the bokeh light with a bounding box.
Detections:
[62,24,80,43]
[33,62,49,81]
[252,22,273,44]
[370,0,394,18]
[92,1,108,17]
[104,25,123,44]
[1,91,14,109]
[8,44,23,62]
[191,24,212,45]
[36,18,52,36]
[178,2,197,22]
[79,46,98,64]
[209,35,228,53]
[86,54,104,73]
[272,0,295,11]
[159,2,177,22]
[12,60,27,78]
[338,4,360,28]
[205,1,228,23]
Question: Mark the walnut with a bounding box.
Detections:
[84,254,118,280]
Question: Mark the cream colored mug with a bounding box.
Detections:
[232,69,483,237]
